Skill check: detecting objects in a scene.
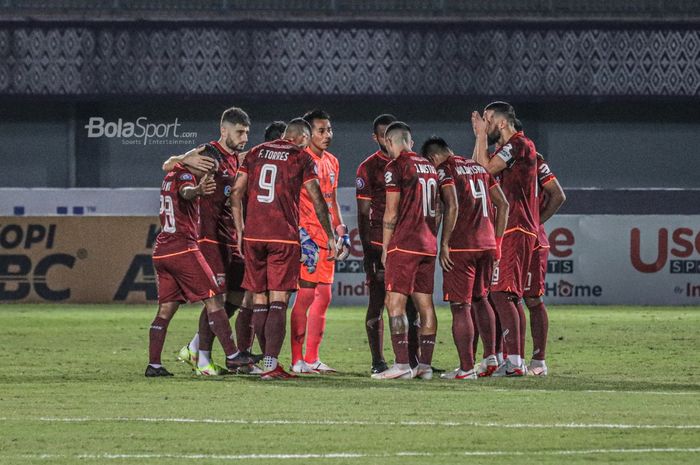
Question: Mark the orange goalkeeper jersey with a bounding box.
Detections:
[298,147,340,243]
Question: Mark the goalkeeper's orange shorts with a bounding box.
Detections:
[300,246,335,284]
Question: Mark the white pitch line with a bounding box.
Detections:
[491,388,699,396]
[12,448,700,461]
[23,416,700,430]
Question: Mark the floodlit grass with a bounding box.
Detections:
[0,305,698,465]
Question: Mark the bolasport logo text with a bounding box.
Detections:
[84,117,197,146]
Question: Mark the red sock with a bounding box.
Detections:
[304,284,332,363]
[516,298,527,358]
[390,332,409,365]
[198,307,214,352]
[418,333,436,366]
[528,301,549,360]
[406,299,420,368]
[470,304,479,358]
[251,304,268,353]
[472,296,496,358]
[208,309,237,357]
[235,306,254,351]
[290,287,315,364]
[264,301,288,358]
[450,303,474,371]
[148,316,170,365]
[490,292,521,357]
[365,279,385,365]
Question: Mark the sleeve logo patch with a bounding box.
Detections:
[224,185,232,197]
[356,177,365,190]
[384,172,393,184]
[438,169,446,181]
[179,173,194,181]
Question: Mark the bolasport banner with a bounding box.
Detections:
[0,198,698,305]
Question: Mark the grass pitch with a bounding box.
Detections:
[0,305,698,465]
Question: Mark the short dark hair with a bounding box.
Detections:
[373,114,397,135]
[285,117,312,137]
[421,136,451,158]
[302,109,331,127]
[484,101,516,125]
[264,121,287,141]
[384,121,411,137]
[221,107,251,127]
[514,118,523,132]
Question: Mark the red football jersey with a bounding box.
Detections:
[385,151,439,255]
[239,139,318,243]
[198,141,239,245]
[356,150,391,246]
[491,131,540,235]
[536,152,557,248]
[153,164,200,257]
[437,155,497,251]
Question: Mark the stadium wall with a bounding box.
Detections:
[1,188,698,306]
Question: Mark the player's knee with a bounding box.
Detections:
[157,302,179,320]
[524,296,542,308]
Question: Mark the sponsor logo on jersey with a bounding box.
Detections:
[179,173,194,181]
[329,171,336,187]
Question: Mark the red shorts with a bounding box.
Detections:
[153,249,222,304]
[198,239,245,293]
[443,249,495,303]
[385,250,436,295]
[491,231,537,297]
[242,240,301,293]
[300,242,335,284]
[523,246,549,298]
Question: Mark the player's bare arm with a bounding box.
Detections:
[357,197,371,251]
[162,146,215,173]
[381,191,400,266]
[179,173,215,201]
[540,178,566,224]
[231,171,248,256]
[472,111,507,175]
[439,184,458,272]
[304,179,337,260]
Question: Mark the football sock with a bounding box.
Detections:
[188,332,199,353]
[507,354,523,367]
[390,331,410,365]
[516,298,527,358]
[470,304,479,358]
[198,308,215,352]
[264,301,288,358]
[197,350,211,368]
[251,304,269,353]
[365,279,385,365]
[450,303,474,371]
[304,284,332,364]
[208,309,237,358]
[263,355,278,371]
[406,299,420,368]
[490,291,521,357]
[235,306,254,351]
[527,301,549,360]
[148,316,170,365]
[472,296,497,358]
[418,333,437,366]
[224,301,239,319]
[290,287,315,363]
[148,364,162,369]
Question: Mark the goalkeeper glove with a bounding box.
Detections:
[299,227,320,273]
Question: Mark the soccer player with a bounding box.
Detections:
[147,157,243,377]
[231,118,337,379]
[523,152,566,375]
[162,107,257,375]
[422,137,509,380]
[472,102,539,377]
[373,122,439,380]
[264,121,287,142]
[290,109,350,374]
[356,114,421,374]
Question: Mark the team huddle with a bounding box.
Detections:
[146,102,565,380]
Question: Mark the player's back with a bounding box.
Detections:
[385,151,439,255]
[241,139,317,242]
[153,164,200,257]
[356,150,390,246]
[492,131,539,234]
[198,141,238,244]
[438,155,496,250]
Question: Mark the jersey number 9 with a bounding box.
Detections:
[257,164,278,203]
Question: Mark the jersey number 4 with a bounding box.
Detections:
[159,195,176,233]
[257,164,278,203]
[469,179,489,218]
